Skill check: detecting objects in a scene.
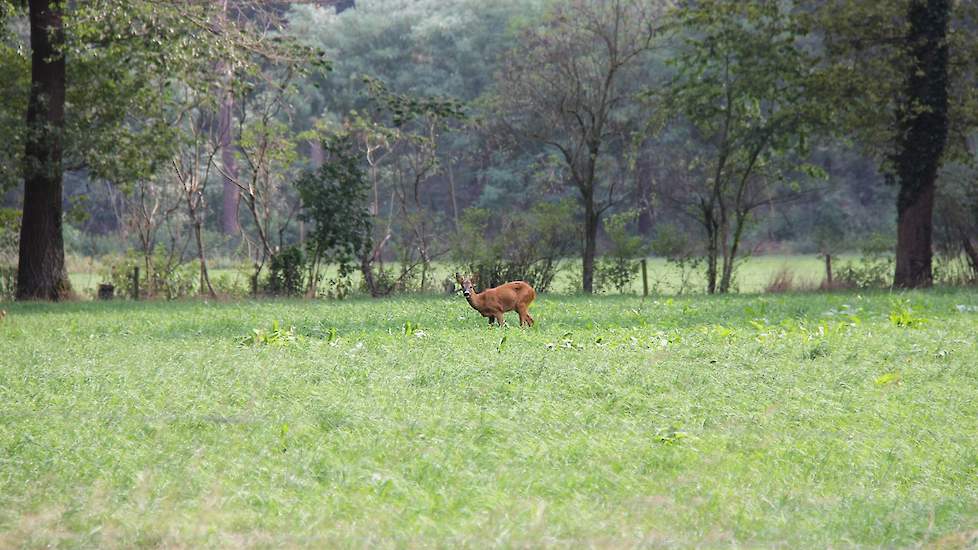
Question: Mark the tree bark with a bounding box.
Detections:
[719,213,747,294]
[17,0,72,301]
[218,0,238,236]
[635,155,653,236]
[447,159,459,232]
[582,191,598,294]
[219,87,239,235]
[893,0,950,289]
[701,199,718,294]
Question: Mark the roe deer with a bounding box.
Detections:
[455,273,536,327]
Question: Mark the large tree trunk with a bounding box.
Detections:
[17,0,71,301]
[893,0,950,288]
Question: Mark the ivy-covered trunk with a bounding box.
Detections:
[893,0,950,289]
[17,0,72,301]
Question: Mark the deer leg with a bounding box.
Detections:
[487,316,495,326]
[517,305,533,327]
[495,313,505,326]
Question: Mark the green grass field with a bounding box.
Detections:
[2,290,978,547]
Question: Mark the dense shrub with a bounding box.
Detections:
[265,246,306,297]
[295,134,372,296]
[452,200,578,292]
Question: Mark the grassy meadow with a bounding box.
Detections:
[2,289,978,547]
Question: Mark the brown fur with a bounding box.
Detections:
[455,273,536,327]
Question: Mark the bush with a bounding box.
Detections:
[452,200,578,293]
[212,271,249,298]
[265,246,305,297]
[837,234,894,289]
[99,251,199,300]
[295,134,372,296]
[596,211,646,294]
[650,223,702,294]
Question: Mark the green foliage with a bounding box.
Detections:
[296,134,372,283]
[453,200,578,292]
[298,135,372,262]
[265,246,306,298]
[810,0,978,165]
[650,223,703,294]
[664,0,833,293]
[0,207,19,299]
[0,10,27,191]
[837,235,895,289]
[888,299,927,328]
[362,76,466,128]
[596,211,646,294]
[99,251,199,300]
[238,320,300,347]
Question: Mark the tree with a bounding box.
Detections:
[664,0,831,293]
[892,0,951,288]
[492,0,661,293]
[295,133,372,296]
[17,0,70,300]
[812,0,978,288]
[217,0,240,236]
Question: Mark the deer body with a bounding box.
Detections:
[456,274,536,327]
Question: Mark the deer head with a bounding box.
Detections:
[455,272,478,298]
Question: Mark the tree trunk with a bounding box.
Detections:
[193,216,216,298]
[217,0,238,236]
[447,159,459,232]
[635,156,653,236]
[17,0,71,301]
[186,188,216,298]
[702,201,718,294]
[219,95,239,235]
[719,212,747,294]
[582,193,598,294]
[824,253,833,286]
[309,139,324,168]
[893,0,950,289]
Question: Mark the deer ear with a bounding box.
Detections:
[455,272,462,284]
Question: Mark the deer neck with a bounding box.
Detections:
[466,290,485,310]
